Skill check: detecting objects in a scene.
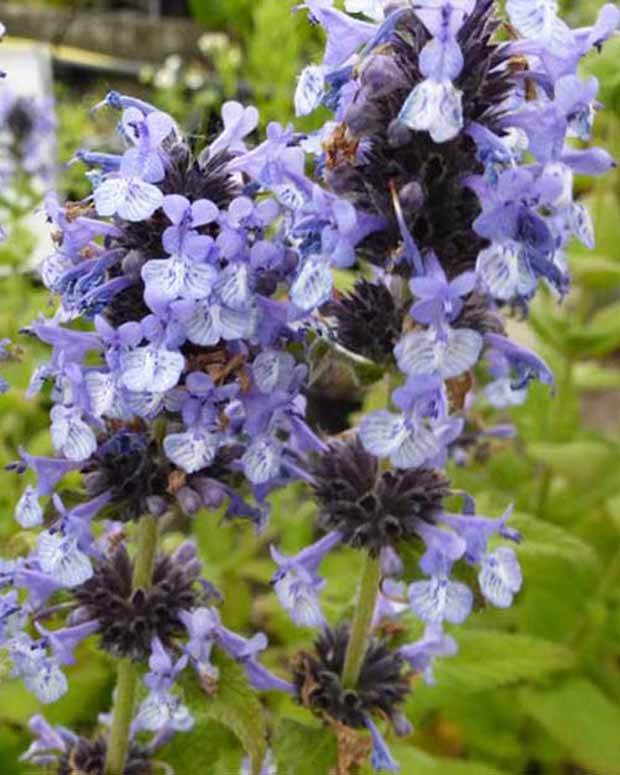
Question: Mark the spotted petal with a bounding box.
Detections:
[253,350,296,394]
[37,533,93,588]
[399,80,463,143]
[395,327,482,379]
[84,371,116,417]
[295,65,326,117]
[476,242,536,301]
[164,430,220,474]
[121,345,184,393]
[242,436,282,485]
[359,410,407,458]
[390,423,440,470]
[290,255,332,311]
[50,407,97,461]
[478,547,522,608]
[409,576,473,624]
[15,485,44,528]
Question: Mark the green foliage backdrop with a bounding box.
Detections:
[1,1,619,772]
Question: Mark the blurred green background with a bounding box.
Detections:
[0,1,620,773]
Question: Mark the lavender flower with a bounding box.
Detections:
[263,0,617,769]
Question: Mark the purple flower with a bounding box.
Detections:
[208,101,259,157]
[400,624,458,685]
[365,716,399,772]
[270,531,342,627]
[478,547,523,608]
[408,573,473,626]
[119,107,175,183]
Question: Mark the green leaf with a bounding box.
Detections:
[574,362,620,390]
[521,679,620,775]
[364,746,510,775]
[273,718,338,775]
[433,631,575,692]
[162,650,267,775]
[571,255,620,290]
[511,513,599,569]
[528,441,615,484]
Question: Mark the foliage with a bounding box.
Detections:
[0,0,620,773]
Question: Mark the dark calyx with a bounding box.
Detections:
[293,625,410,729]
[328,279,404,363]
[74,545,201,661]
[57,736,151,775]
[311,436,449,556]
[326,1,516,278]
[83,432,172,524]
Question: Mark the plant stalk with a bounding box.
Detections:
[104,515,158,775]
[341,551,382,689]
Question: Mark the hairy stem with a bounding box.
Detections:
[104,515,158,775]
[342,552,382,689]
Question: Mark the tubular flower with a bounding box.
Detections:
[265,0,618,770]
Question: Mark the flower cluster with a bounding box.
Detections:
[3,93,328,770]
[19,93,329,531]
[262,0,618,769]
[0,85,56,186]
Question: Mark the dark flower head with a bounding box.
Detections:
[311,436,449,556]
[57,736,151,775]
[83,432,172,523]
[325,1,516,277]
[293,625,409,729]
[328,279,404,363]
[74,544,202,661]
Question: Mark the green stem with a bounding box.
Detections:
[104,516,158,775]
[342,552,382,689]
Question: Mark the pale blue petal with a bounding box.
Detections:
[483,377,528,408]
[84,371,116,417]
[253,350,296,394]
[242,436,282,484]
[359,411,407,458]
[345,0,385,20]
[476,242,536,301]
[220,304,260,341]
[93,178,128,217]
[16,486,44,528]
[570,203,595,249]
[217,264,253,310]
[142,258,186,300]
[37,533,93,588]
[394,329,441,376]
[163,430,220,474]
[506,0,573,54]
[50,409,97,461]
[409,577,473,624]
[28,662,68,704]
[399,80,463,143]
[121,345,184,393]
[478,547,522,608]
[290,255,332,311]
[185,302,221,346]
[390,424,439,469]
[295,65,326,117]
[441,327,483,378]
[117,179,164,222]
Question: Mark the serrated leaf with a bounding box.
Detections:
[362,746,510,775]
[521,679,620,775]
[528,441,615,484]
[433,631,574,692]
[511,513,599,569]
[162,650,267,775]
[273,718,338,775]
